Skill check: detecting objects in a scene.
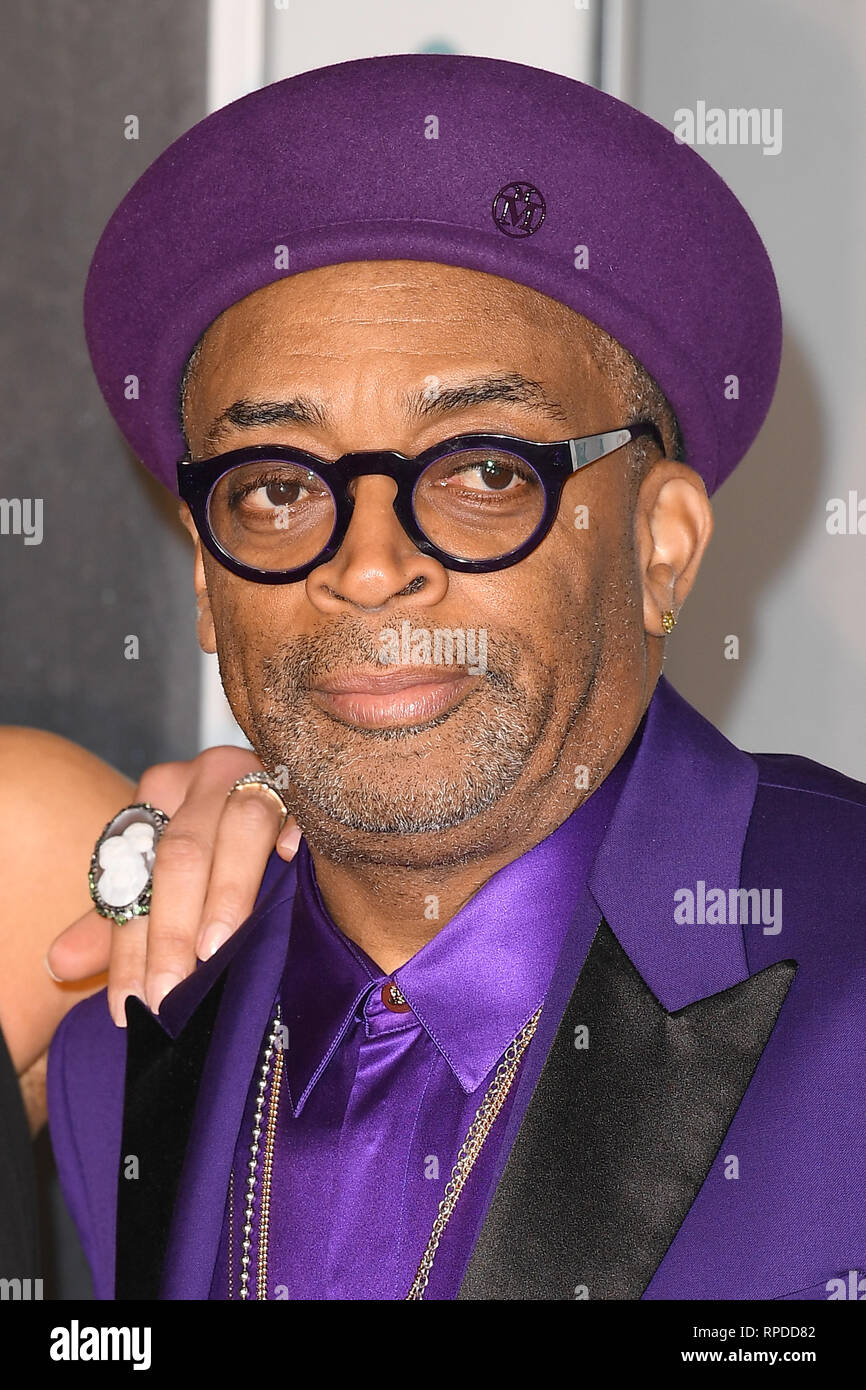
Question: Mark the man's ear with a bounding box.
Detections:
[634,461,713,637]
[178,502,217,655]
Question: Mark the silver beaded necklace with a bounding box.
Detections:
[228,998,542,1300]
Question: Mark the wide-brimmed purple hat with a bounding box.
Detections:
[84,52,782,496]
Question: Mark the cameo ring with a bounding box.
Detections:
[89,803,170,924]
[227,771,290,828]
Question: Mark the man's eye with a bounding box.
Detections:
[229,471,319,512]
[446,457,527,492]
[258,479,306,508]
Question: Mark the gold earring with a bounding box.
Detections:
[661,609,676,635]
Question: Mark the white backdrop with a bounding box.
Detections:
[199,0,866,780]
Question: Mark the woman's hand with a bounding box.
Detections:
[46,745,300,1026]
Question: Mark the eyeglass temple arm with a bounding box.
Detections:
[568,423,660,473]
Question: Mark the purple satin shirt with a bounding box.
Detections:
[209,727,642,1300]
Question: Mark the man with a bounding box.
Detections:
[48,53,866,1301]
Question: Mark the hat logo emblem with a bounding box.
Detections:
[491,181,546,238]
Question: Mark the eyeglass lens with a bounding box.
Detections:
[206,446,548,570]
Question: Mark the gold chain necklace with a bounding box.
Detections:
[229,999,542,1300]
[405,1002,542,1299]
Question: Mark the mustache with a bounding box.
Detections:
[258,613,520,697]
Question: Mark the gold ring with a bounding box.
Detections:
[227,772,290,828]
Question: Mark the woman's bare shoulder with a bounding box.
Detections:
[0,725,131,799]
[0,726,134,849]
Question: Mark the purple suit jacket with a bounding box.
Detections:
[47,677,866,1299]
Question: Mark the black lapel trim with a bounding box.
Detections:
[115,977,226,1300]
[458,921,796,1300]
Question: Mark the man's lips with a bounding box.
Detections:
[309,667,480,728]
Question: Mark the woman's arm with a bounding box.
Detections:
[0,727,132,1074]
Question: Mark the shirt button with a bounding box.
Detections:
[381,979,412,1013]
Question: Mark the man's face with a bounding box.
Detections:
[182,260,664,868]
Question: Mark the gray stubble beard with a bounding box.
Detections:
[236,617,552,853]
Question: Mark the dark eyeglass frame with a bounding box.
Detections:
[177,421,664,584]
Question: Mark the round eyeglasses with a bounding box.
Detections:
[177,423,663,584]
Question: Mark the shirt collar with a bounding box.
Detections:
[279,715,644,1111]
[277,849,381,1114]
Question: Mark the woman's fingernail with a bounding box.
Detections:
[146,972,182,1014]
[44,954,64,983]
[197,921,232,961]
[109,989,142,1028]
[279,823,302,856]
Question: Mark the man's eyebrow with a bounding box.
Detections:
[401,372,570,424]
[201,372,569,453]
[202,396,328,453]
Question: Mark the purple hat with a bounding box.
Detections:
[84,52,782,496]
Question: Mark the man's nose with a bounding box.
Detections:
[305,473,449,614]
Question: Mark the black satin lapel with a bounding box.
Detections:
[115,977,226,1300]
[459,922,796,1301]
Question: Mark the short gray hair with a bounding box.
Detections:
[178,335,204,453]
[581,320,684,482]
